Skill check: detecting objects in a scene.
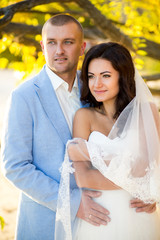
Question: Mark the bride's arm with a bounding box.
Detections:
[70,108,120,190]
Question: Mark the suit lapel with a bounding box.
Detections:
[33,67,71,144]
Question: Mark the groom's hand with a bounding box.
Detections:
[76,190,110,226]
[130,198,156,213]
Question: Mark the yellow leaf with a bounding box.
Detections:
[0,216,5,230]
[136,50,147,56]
[0,58,9,68]
[135,64,143,70]
[78,17,85,23]
[45,14,52,22]
[35,35,42,42]
[135,58,144,65]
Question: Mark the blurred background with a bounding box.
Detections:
[0,0,160,239]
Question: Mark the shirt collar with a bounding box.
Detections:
[45,65,78,92]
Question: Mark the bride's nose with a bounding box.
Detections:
[94,76,103,87]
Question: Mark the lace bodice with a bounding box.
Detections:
[89,131,120,154]
[88,130,137,159]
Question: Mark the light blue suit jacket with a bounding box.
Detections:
[1,66,82,240]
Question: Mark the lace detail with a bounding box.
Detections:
[87,141,160,203]
[55,140,75,240]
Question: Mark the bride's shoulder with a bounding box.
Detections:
[73,107,95,128]
[75,107,95,118]
[73,108,94,138]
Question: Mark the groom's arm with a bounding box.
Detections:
[1,90,80,214]
[76,189,110,226]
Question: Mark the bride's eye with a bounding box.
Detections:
[103,74,110,78]
[88,75,94,80]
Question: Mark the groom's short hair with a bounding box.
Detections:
[42,14,84,38]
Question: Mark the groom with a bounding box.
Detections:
[1,14,156,240]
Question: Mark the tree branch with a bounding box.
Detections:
[0,10,14,27]
[19,9,87,16]
[0,0,133,51]
[14,35,41,52]
[75,0,134,51]
[143,73,160,81]
[0,22,42,35]
[76,0,160,60]
[0,0,72,27]
[138,38,160,60]
[149,88,160,96]
[0,0,160,60]
[0,22,106,40]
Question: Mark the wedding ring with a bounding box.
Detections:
[89,214,92,219]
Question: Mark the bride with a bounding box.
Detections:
[55,42,160,239]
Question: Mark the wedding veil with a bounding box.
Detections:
[55,69,160,240]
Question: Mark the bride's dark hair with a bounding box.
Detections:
[80,42,136,119]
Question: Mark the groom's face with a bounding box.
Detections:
[40,22,86,79]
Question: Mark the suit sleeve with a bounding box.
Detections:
[1,90,81,217]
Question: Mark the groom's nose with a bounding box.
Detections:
[55,43,65,55]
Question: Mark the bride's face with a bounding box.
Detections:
[88,58,119,103]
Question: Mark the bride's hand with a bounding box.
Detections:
[130,198,156,213]
[76,189,111,226]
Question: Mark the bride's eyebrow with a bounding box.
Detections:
[88,71,111,75]
[88,72,94,75]
[100,71,111,74]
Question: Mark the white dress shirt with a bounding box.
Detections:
[45,65,81,133]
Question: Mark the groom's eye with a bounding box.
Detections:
[48,41,56,45]
[65,40,73,44]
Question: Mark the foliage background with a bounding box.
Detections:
[0,0,160,94]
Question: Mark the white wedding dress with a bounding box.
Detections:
[73,131,160,240]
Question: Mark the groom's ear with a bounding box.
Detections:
[40,40,44,54]
[80,42,86,56]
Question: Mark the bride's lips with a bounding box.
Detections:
[94,90,107,94]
